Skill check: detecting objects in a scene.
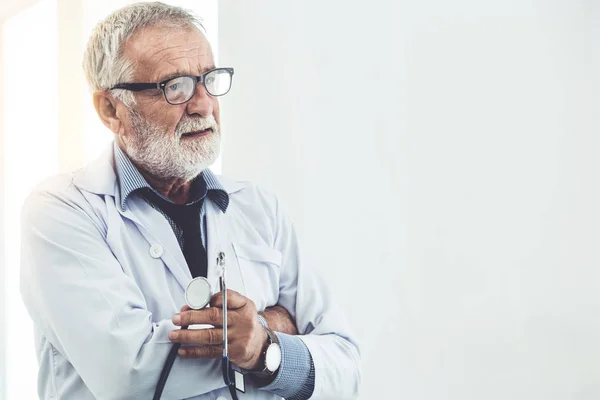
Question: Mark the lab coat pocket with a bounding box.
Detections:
[231,242,282,312]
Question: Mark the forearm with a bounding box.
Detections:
[259,305,298,335]
[27,293,223,399]
[20,192,223,399]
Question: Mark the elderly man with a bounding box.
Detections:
[20,2,360,400]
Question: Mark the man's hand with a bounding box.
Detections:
[169,289,267,370]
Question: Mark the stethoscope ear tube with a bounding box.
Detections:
[223,355,239,400]
[222,356,231,385]
[219,257,239,400]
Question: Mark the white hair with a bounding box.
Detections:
[82,2,205,106]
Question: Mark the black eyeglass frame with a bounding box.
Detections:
[110,67,234,104]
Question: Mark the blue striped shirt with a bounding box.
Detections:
[113,143,314,399]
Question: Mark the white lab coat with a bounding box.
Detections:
[20,147,361,400]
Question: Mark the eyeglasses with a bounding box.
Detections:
[110,67,234,105]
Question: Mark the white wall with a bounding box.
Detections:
[218,1,600,399]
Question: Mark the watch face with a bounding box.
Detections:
[265,343,281,372]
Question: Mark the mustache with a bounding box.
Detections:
[175,116,217,137]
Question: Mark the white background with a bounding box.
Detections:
[218,1,600,399]
[2,0,600,399]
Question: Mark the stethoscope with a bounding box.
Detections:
[153,252,239,400]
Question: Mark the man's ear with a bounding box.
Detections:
[93,91,126,136]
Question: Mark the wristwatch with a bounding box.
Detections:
[256,328,281,375]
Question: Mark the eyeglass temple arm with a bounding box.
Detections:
[111,82,159,91]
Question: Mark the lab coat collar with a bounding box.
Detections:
[73,142,247,199]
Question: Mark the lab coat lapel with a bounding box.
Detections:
[119,198,192,291]
[205,199,245,296]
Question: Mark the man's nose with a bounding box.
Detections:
[186,82,214,117]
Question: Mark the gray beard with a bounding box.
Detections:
[121,108,221,181]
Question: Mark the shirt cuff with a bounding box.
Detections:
[258,333,315,399]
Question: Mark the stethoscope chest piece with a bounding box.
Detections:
[185,277,212,310]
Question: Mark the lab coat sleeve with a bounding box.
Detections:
[271,195,362,399]
[20,186,223,399]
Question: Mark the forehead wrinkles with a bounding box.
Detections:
[125,27,212,79]
[146,44,209,67]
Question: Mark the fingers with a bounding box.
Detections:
[178,345,222,359]
[169,327,223,345]
[210,289,249,310]
[180,304,191,312]
[174,307,225,327]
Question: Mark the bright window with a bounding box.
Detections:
[3,1,58,399]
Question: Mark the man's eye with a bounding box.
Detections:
[167,83,179,91]
[205,76,215,85]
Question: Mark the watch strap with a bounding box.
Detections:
[264,327,279,346]
[253,328,280,376]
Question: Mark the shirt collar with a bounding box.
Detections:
[113,143,229,213]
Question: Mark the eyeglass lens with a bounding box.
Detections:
[164,69,232,104]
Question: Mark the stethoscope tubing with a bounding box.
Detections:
[153,273,238,399]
